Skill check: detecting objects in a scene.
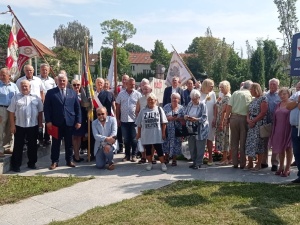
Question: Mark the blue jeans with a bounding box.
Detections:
[95,146,114,169]
[121,122,137,159]
[291,127,300,177]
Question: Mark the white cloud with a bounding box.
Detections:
[30,11,73,18]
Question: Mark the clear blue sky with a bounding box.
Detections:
[0,0,298,55]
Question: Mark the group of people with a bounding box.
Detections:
[1,64,300,183]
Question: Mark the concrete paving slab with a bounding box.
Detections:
[0,151,299,225]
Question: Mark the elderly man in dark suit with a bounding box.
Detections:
[44,73,82,170]
[162,76,185,107]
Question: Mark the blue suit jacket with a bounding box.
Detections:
[44,87,82,127]
[162,86,185,107]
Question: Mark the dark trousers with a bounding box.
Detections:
[11,125,38,169]
[51,123,73,163]
[89,121,95,156]
[144,144,163,157]
[44,127,50,141]
[291,127,300,177]
[121,122,137,159]
[117,126,123,149]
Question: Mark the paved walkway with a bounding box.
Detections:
[0,152,298,225]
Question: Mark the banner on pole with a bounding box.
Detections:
[107,54,114,92]
[6,17,39,81]
[165,51,192,86]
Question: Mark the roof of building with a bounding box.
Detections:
[129,52,153,64]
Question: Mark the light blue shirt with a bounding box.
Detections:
[289,91,300,126]
[265,91,280,122]
[0,81,19,106]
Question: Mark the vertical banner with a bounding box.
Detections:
[6,17,39,81]
[107,54,114,92]
[290,32,300,76]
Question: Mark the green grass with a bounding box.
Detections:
[50,180,300,225]
[0,175,90,205]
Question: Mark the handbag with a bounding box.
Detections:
[260,123,272,138]
[175,125,190,137]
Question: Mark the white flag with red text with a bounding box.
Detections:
[6,17,39,81]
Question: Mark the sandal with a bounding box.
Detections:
[171,160,177,166]
[138,158,146,164]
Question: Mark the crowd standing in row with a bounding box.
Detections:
[1,65,300,184]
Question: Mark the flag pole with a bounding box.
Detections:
[7,5,56,77]
[85,37,91,162]
[171,44,197,83]
[113,43,118,95]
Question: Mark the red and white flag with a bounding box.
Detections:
[6,17,39,81]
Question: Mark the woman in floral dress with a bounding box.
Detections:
[245,83,268,171]
[162,93,184,166]
[214,81,231,165]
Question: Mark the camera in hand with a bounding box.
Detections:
[173,113,178,117]
[112,136,117,140]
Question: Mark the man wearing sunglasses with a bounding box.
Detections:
[92,107,117,170]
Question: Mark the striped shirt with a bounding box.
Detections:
[116,90,142,122]
[7,93,43,127]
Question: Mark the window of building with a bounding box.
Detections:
[131,65,135,71]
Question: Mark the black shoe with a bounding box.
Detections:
[232,165,238,169]
[192,165,201,169]
[73,156,84,162]
[261,163,268,169]
[291,178,300,183]
[28,164,37,169]
[90,155,95,161]
[11,167,20,172]
[291,161,297,167]
[271,165,278,172]
[189,164,195,168]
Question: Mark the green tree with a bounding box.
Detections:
[250,45,265,89]
[185,55,204,80]
[100,19,136,47]
[263,39,281,87]
[94,47,131,80]
[274,0,299,58]
[124,43,148,52]
[53,20,93,52]
[185,37,201,53]
[44,47,80,80]
[150,40,171,73]
[0,24,11,68]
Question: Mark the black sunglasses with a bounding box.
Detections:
[97,113,105,116]
[73,84,80,87]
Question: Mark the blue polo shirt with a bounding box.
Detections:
[0,81,19,106]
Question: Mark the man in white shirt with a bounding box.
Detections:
[8,80,43,172]
[37,63,56,146]
[16,64,46,102]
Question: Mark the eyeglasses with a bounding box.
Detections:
[73,84,80,87]
[97,113,105,116]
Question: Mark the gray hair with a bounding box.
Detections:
[171,92,181,100]
[269,78,280,86]
[243,80,253,90]
[190,89,201,99]
[58,73,68,80]
[96,106,107,113]
[146,92,157,100]
[40,63,50,68]
[141,78,149,84]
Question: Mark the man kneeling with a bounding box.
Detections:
[92,107,117,170]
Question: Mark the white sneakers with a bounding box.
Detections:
[161,163,167,172]
[145,163,167,172]
[146,164,153,171]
